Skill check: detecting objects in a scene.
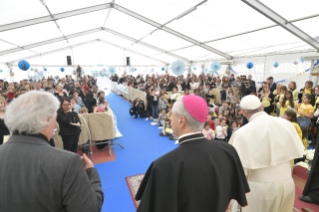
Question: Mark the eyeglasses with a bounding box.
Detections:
[62,104,70,106]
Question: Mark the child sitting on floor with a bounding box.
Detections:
[159,119,174,140]
[158,109,167,126]
[202,122,215,140]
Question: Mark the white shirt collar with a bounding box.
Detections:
[178,131,202,142]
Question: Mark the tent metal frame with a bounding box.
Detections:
[241,0,319,51]
[0,1,318,64]
[8,39,169,65]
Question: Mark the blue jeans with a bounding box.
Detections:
[151,105,158,118]
[298,117,311,129]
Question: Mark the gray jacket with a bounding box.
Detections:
[158,98,168,110]
[0,134,104,212]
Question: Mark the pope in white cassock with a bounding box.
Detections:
[230,95,305,212]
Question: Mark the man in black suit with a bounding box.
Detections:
[248,75,256,87]
[0,91,104,212]
[267,76,277,93]
[86,86,98,113]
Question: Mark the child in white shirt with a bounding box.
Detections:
[216,118,227,141]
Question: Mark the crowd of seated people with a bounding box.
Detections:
[112,72,319,148]
[0,74,112,153]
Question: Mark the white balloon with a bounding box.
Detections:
[293,59,300,65]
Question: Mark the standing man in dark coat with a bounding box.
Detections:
[267,76,277,93]
[248,74,256,87]
[136,95,249,212]
[86,86,98,113]
[76,65,82,79]
[0,91,104,212]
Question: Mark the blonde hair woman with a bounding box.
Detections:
[288,81,298,101]
[0,97,10,144]
[260,85,273,114]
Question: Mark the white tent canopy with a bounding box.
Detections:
[0,0,318,85]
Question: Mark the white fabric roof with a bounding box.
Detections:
[0,0,318,68]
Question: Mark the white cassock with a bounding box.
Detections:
[229,112,304,212]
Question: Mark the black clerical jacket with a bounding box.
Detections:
[136,132,250,212]
[302,144,319,202]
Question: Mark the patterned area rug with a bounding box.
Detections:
[126,174,234,211]
[125,174,300,212]
[125,174,144,209]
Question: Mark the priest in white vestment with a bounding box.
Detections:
[230,95,304,212]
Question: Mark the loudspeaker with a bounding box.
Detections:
[126,57,130,66]
[67,56,72,65]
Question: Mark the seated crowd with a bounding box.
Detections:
[0,74,111,153]
[113,72,317,149]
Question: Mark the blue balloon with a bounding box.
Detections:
[31,68,33,71]
[161,67,165,71]
[301,57,305,63]
[43,68,47,71]
[193,67,196,70]
[90,70,94,73]
[60,67,65,72]
[247,62,254,69]
[211,61,221,72]
[134,68,137,71]
[18,60,30,71]
[108,67,116,74]
[273,61,279,68]
[171,60,185,76]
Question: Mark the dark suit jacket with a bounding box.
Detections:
[250,80,256,87]
[270,83,277,93]
[0,134,104,212]
[62,83,70,92]
[182,82,190,90]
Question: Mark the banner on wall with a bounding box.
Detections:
[257,60,319,84]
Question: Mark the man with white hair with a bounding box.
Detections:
[0,91,104,212]
[229,95,304,212]
[136,95,249,212]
